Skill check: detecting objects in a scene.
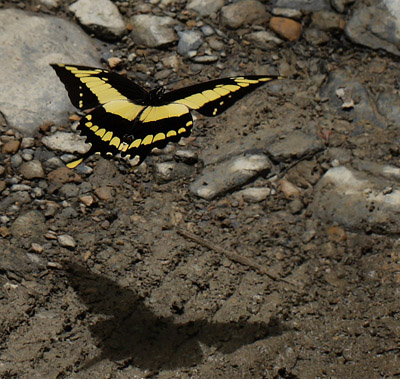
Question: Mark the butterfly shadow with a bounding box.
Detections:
[63,263,284,371]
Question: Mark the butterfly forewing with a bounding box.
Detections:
[51,64,148,110]
[162,76,280,116]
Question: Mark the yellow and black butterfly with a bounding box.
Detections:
[51,64,282,169]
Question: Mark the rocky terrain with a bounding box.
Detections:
[0,0,399,377]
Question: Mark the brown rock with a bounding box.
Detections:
[327,226,347,242]
[279,179,301,198]
[48,167,82,185]
[0,180,6,193]
[2,139,20,154]
[94,186,114,201]
[19,160,45,180]
[270,17,302,41]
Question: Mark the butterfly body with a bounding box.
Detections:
[51,64,282,168]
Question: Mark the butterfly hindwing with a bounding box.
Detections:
[51,64,148,110]
[162,76,279,116]
[67,101,193,168]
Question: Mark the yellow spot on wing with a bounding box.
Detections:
[167,130,177,137]
[85,122,92,127]
[142,135,153,145]
[186,120,193,126]
[104,101,144,121]
[202,90,220,101]
[102,131,113,142]
[86,115,92,120]
[153,133,166,142]
[224,85,240,92]
[140,104,189,123]
[91,125,99,132]
[178,128,186,134]
[95,128,106,138]
[214,87,230,96]
[129,139,141,149]
[110,137,120,147]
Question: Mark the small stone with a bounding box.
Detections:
[234,187,271,202]
[174,149,198,165]
[0,181,6,193]
[279,179,300,198]
[94,186,114,201]
[0,166,5,176]
[177,30,203,56]
[327,226,347,242]
[108,57,122,68]
[221,0,267,29]
[20,137,35,149]
[288,198,304,214]
[0,226,9,237]
[270,17,302,41]
[19,160,45,180]
[57,234,76,249]
[272,7,302,19]
[192,55,219,64]
[2,139,20,154]
[187,0,224,16]
[31,242,44,253]
[80,195,94,206]
[10,154,23,168]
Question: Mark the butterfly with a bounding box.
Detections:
[51,64,282,168]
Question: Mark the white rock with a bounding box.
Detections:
[41,132,90,154]
[57,234,76,249]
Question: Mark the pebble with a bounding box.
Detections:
[10,154,23,168]
[233,187,271,202]
[174,149,198,165]
[311,11,345,32]
[244,30,283,50]
[94,186,114,201]
[20,137,35,149]
[57,234,76,249]
[31,242,44,254]
[272,7,302,19]
[279,179,301,198]
[221,0,267,29]
[19,160,45,180]
[130,15,178,48]
[0,181,6,193]
[269,17,302,41]
[69,0,126,41]
[187,0,225,16]
[177,30,204,56]
[193,55,219,63]
[108,57,122,68]
[201,25,215,36]
[288,198,304,214]
[327,226,347,242]
[80,195,95,207]
[2,139,20,154]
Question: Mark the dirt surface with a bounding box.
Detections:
[1,1,400,378]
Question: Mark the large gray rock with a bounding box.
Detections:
[69,0,126,41]
[273,0,331,11]
[319,71,387,129]
[221,0,268,29]
[0,9,100,135]
[345,1,400,56]
[312,165,400,234]
[190,154,271,199]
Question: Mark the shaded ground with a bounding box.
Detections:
[1,1,400,378]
